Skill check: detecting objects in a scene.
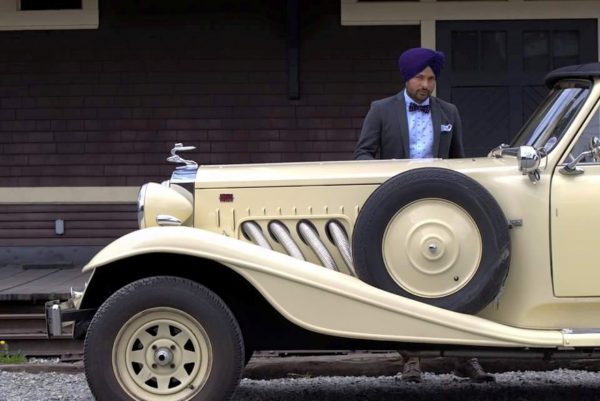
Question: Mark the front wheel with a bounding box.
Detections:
[84,276,244,401]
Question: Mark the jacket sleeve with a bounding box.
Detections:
[353,102,381,160]
[448,104,465,158]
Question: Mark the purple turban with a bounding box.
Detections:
[398,48,446,82]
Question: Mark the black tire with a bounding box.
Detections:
[352,168,510,314]
[84,276,244,401]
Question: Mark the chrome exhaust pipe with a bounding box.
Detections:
[268,221,305,260]
[327,220,356,276]
[241,221,272,250]
[297,221,338,271]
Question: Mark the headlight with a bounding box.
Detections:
[136,182,193,229]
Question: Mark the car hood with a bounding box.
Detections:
[195,157,514,189]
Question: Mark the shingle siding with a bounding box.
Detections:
[0,204,136,247]
[0,0,416,187]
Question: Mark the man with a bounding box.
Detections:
[354,47,464,160]
[353,47,494,383]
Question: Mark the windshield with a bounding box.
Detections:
[510,80,591,153]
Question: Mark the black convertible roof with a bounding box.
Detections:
[545,62,600,88]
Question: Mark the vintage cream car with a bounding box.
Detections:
[47,62,600,401]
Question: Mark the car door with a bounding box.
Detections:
[551,101,600,296]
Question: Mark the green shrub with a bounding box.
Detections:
[0,340,27,364]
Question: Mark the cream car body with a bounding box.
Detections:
[47,64,600,401]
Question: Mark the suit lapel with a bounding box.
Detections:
[395,92,410,157]
[430,97,441,157]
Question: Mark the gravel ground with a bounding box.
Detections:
[2,369,600,401]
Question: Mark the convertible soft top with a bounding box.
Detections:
[545,62,600,88]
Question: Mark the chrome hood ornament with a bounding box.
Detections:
[167,143,198,170]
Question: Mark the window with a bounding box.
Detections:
[566,106,600,163]
[511,82,590,153]
[0,0,97,30]
[20,0,82,10]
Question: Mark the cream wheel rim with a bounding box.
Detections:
[382,199,482,298]
[113,307,212,401]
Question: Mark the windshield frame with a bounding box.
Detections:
[510,79,592,154]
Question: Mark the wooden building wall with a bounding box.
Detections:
[0,0,417,187]
[0,0,417,265]
[1,204,136,247]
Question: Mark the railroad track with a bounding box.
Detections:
[0,312,83,359]
[0,308,379,362]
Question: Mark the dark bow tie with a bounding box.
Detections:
[408,102,431,113]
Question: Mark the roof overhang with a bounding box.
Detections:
[341,0,600,26]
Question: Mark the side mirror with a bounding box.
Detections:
[517,146,541,182]
[560,136,600,176]
[517,146,541,173]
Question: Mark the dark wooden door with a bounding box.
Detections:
[437,20,597,156]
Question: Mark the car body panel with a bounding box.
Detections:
[191,154,600,329]
[83,226,568,348]
[551,96,600,296]
[549,88,600,297]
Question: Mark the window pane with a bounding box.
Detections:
[512,83,590,152]
[523,31,550,72]
[20,0,82,10]
[481,31,507,72]
[567,107,600,163]
[452,31,478,72]
[553,31,579,68]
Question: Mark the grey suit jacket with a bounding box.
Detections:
[353,92,465,160]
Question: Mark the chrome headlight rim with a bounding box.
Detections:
[137,184,149,229]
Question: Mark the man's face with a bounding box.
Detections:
[405,66,436,103]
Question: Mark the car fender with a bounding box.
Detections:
[84,226,565,348]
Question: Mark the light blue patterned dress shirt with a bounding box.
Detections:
[404,90,433,159]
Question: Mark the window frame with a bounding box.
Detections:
[0,0,98,30]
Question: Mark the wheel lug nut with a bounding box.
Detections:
[152,363,157,369]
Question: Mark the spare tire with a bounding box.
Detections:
[352,168,510,314]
